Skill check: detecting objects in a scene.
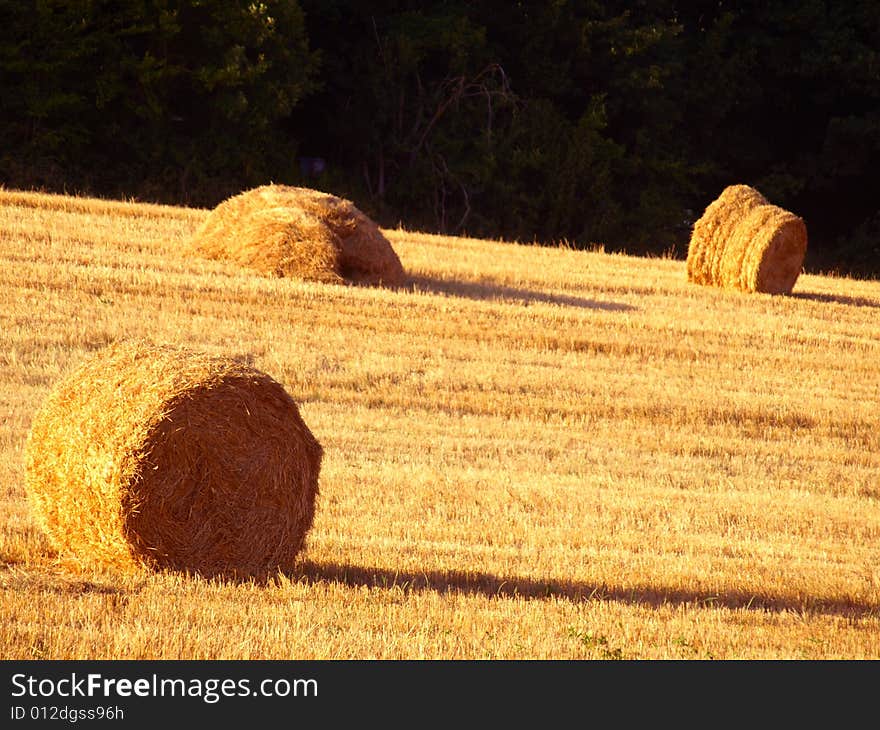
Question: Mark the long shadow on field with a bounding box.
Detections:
[406,274,636,312]
[792,290,880,308]
[296,560,878,619]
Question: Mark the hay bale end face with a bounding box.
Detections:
[747,211,808,295]
[687,184,807,295]
[24,340,323,578]
[188,185,406,287]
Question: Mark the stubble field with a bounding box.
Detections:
[1,188,878,659]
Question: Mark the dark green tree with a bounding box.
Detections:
[295,2,515,233]
[0,0,317,203]
[298,1,690,250]
[675,0,880,274]
[2,0,879,274]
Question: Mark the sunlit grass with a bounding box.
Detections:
[1,188,878,659]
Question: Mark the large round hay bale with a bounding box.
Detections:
[687,184,767,286]
[190,198,343,283]
[687,184,807,294]
[188,184,406,286]
[23,340,323,578]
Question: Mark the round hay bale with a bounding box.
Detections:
[187,191,343,284]
[274,186,406,286]
[23,340,323,578]
[687,184,767,286]
[188,184,406,286]
[687,184,806,294]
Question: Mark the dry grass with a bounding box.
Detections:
[24,338,322,578]
[187,184,406,286]
[1,187,879,659]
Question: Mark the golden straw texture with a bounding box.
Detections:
[24,339,323,578]
[687,184,767,286]
[687,184,807,294]
[746,211,808,295]
[188,184,406,286]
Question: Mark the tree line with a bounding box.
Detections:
[2,1,878,276]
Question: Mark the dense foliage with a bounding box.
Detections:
[2,1,878,275]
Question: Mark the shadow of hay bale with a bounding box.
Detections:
[790,291,880,309]
[23,339,323,579]
[292,560,880,618]
[406,274,637,312]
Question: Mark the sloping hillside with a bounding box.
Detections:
[1,188,878,659]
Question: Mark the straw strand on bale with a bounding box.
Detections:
[24,340,323,578]
[188,184,406,287]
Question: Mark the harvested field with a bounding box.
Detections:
[1,189,878,659]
